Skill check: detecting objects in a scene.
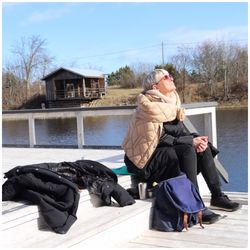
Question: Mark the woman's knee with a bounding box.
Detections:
[160,147,180,165]
[198,146,214,162]
[176,144,197,170]
[203,146,213,157]
[181,144,196,158]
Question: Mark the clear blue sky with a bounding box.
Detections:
[2,1,248,74]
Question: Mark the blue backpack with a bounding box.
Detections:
[151,174,205,232]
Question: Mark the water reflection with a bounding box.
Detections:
[3,120,29,144]
[84,115,132,145]
[36,118,77,145]
[2,115,133,146]
[216,109,248,192]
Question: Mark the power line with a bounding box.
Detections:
[72,43,161,60]
[65,39,248,62]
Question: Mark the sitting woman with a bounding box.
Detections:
[122,69,240,223]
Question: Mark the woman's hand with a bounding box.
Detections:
[193,136,208,153]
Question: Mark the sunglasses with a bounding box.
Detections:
[156,74,173,84]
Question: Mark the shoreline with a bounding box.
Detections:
[216,103,248,110]
[2,104,248,112]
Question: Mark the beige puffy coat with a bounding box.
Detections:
[122,90,185,169]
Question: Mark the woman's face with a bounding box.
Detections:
[152,73,176,95]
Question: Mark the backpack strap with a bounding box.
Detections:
[198,210,205,229]
[183,213,188,231]
[183,210,204,231]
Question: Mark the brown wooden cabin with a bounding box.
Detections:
[42,67,105,108]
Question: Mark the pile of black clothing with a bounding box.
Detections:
[2,160,135,234]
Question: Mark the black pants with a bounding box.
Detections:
[125,144,221,197]
[171,144,222,197]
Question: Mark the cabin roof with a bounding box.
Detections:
[42,67,104,80]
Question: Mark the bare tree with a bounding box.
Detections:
[236,46,248,85]
[223,43,248,98]
[171,46,191,102]
[11,35,54,100]
[130,62,155,75]
[192,41,222,96]
[2,67,26,109]
[130,62,155,87]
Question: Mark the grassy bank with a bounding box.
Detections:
[90,85,247,109]
[89,86,142,106]
[216,101,248,109]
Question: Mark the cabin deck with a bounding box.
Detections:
[2,147,248,248]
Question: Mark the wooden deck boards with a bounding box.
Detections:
[125,194,248,248]
[2,148,248,248]
[126,214,248,248]
[2,177,152,248]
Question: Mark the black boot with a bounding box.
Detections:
[210,193,241,212]
[202,207,222,224]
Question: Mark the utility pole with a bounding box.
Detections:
[161,41,165,65]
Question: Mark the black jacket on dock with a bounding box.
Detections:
[2,160,135,234]
[2,165,80,234]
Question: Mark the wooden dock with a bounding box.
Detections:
[2,148,248,248]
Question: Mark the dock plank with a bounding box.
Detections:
[127,199,248,248]
[128,232,247,248]
[2,199,151,248]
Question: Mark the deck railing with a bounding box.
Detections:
[3,102,218,149]
[3,102,230,182]
[54,88,106,99]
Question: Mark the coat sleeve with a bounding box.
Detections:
[159,133,193,147]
